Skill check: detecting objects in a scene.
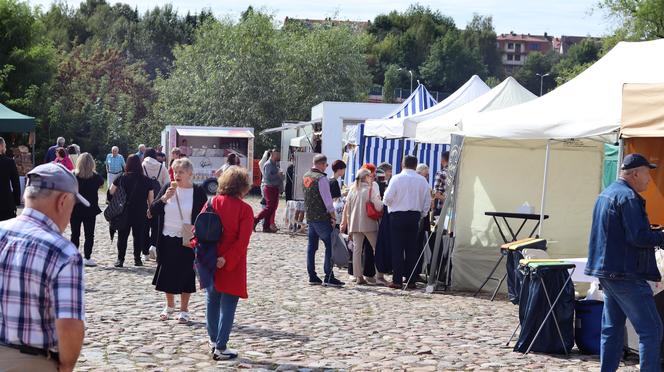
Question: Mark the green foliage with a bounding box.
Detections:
[157,11,371,151]
[420,31,487,92]
[382,65,401,103]
[598,0,664,39]
[554,38,602,84]
[513,51,560,95]
[461,14,503,79]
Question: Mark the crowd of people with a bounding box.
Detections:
[0,136,253,369]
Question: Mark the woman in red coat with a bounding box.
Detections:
[206,166,253,361]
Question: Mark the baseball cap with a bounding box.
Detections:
[26,163,90,206]
[621,153,657,170]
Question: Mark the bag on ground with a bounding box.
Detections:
[331,228,349,268]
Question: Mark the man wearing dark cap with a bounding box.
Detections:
[0,163,87,371]
[586,153,664,371]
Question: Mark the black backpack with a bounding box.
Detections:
[194,199,223,244]
[144,165,163,196]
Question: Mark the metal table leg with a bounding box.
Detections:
[490,272,508,301]
[524,268,575,355]
[474,253,505,297]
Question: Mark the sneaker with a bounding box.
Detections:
[365,277,377,285]
[375,277,389,286]
[141,253,150,262]
[114,260,124,268]
[388,282,402,289]
[208,341,216,354]
[134,259,143,267]
[308,276,323,285]
[323,277,345,287]
[212,348,238,361]
[83,258,98,267]
[406,282,417,290]
[148,246,157,260]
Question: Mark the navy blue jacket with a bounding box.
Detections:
[585,179,664,281]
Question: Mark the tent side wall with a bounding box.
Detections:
[450,138,603,292]
[625,138,664,225]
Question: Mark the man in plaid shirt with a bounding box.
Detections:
[433,151,450,215]
[0,163,88,371]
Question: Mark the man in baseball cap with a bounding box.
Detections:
[586,153,664,370]
[0,162,86,371]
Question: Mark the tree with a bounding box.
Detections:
[513,51,560,95]
[462,14,503,79]
[367,5,456,84]
[420,31,487,92]
[382,64,401,102]
[554,38,602,84]
[598,0,664,40]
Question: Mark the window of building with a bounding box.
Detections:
[515,43,521,52]
[507,54,513,61]
[529,43,540,50]
[507,42,514,49]
[515,54,521,61]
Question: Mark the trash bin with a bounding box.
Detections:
[575,300,604,355]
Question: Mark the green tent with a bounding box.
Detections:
[0,103,35,132]
[603,144,619,189]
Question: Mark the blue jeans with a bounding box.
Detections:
[307,220,333,280]
[206,286,239,350]
[599,278,662,372]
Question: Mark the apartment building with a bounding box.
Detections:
[497,32,554,74]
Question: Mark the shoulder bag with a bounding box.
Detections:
[175,190,195,248]
[365,185,383,220]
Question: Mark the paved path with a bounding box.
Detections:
[61,196,636,371]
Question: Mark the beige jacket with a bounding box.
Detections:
[344,181,383,233]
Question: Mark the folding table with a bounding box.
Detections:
[474,212,549,301]
[508,259,576,355]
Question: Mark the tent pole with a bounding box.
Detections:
[617,138,624,179]
[538,141,551,238]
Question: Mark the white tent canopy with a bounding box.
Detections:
[461,39,664,140]
[364,75,489,139]
[414,77,536,144]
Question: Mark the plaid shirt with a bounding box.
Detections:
[0,208,85,352]
[434,167,448,194]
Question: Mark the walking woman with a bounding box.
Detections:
[214,153,241,177]
[70,153,105,267]
[340,168,388,285]
[110,154,154,267]
[206,166,253,361]
[150,158,207,323]
[53,147,74,171]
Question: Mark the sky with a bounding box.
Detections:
[29,0,614,37]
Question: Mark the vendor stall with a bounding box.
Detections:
[161,126,254,194]
[0,103,36,200]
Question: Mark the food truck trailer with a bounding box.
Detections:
[161,125,254,194]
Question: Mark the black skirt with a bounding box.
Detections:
[152,235,196,294]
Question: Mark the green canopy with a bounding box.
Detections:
[603,143,619,189]
[0,103,36,132]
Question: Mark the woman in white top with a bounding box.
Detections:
[149,158,207,323]
[340,168,387,285]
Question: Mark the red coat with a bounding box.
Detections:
[211,194,253,299]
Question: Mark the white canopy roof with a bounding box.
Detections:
[461,39,664,140]
[364,75,490,139]
[413,77,536,144]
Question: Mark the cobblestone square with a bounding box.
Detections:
[68,197,628,371]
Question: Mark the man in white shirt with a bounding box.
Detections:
[383,155,431,289]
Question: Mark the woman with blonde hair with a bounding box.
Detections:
[70,152,105,266]
[340,168,387,285]
[150,158,207,323]
[206,165,254,361]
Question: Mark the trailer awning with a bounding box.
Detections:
[176,128,254,138]
[260,120,321,135]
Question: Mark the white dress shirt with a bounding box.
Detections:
[383,169,431,216]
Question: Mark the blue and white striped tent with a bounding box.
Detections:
[345,84,443,185]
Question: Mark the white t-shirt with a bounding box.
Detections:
[163,187,194,237]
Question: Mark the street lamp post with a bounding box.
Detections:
[398,67,413,94]
[536,72,551,96]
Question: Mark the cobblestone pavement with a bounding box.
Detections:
[55,196,637,371]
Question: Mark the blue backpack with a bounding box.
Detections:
[194,200,223,243]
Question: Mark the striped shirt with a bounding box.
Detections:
[0,208,85,352]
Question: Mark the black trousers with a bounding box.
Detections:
[143,216,159,254]
[389,211,421,285]
[117,218,146,262]
[71,214,96,259]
